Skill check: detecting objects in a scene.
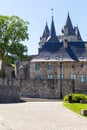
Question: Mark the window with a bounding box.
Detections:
[47,64,52,70]
[47,74,53,79]
[70,74,76,80]
[35,74,41,79]
[72,64,75,69]
[58,74,64,79]
[81,75,87,83]
[79,56,84,60]
[35,64,40,70]
[81,64,84,68]
[55,56,59,60]
[59,63,62,69]
[45,56,50,60]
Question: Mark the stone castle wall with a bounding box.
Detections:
[0,78,20,103]
[0,78,74,100]
[20,79,74,99]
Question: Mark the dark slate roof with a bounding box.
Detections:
[46,16,59,42]
[41,22,50,39]
[50,16,56,37]
[31,41,86,62]
[64,13,74,35]
[74,26,82,41]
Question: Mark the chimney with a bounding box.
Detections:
[63,39,68,48]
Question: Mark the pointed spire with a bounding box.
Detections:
[42,22,50,38]
[50,16,56,38]
[64,12,74,35]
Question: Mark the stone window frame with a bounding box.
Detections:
[81,74,87,83]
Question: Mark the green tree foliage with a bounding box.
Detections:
[0,15,29,64]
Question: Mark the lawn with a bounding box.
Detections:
[63,102,87,114]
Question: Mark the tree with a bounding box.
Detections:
[0,15,29,64]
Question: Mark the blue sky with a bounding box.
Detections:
[0,0,87,54]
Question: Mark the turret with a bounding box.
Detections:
[63,12,74,36]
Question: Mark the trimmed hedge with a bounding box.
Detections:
[64,93,87,103]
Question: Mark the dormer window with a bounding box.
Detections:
[45,56,50,60]
[55,56,59,60]
[79,56,84,60]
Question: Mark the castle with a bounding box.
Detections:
[2,13,87,101]
[29,13,87,92]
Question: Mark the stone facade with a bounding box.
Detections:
[30,61,87,91]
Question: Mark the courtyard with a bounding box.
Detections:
[0,99,87,130]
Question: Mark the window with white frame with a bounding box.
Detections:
[81,75,87,83]
[47,74,53,79]
[70,74,76,80]
[35,64,40,70]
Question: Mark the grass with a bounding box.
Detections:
[63,102,87,114]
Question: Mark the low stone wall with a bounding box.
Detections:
[0,78,74,100]
[0,78,20,103]
[20,79,74,99]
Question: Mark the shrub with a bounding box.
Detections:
[64,93,87,103]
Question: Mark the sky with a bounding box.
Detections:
[0,0,87,55]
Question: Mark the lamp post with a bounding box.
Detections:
[60,61,62,99]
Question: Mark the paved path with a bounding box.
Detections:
[0,99,87,130]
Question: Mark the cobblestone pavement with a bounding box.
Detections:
[0,99,87,130]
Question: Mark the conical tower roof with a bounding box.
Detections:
[74,26,82,41]
[42,22,50,38]
[50,16,56,37]
[64,13,74,35]
[47,16,58,42]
